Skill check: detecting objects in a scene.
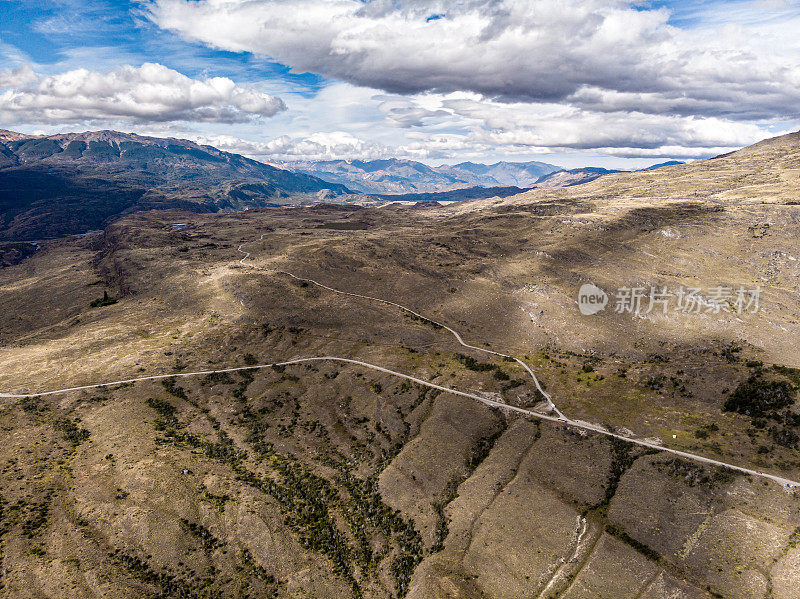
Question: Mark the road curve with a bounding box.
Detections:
[1,355,798,489]
[238,237,565,419]
[2,235,796,490]
[232,235,800,489]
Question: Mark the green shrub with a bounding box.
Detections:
[146,397,179,431]
[53,418,90,445]
[161,377,188,400]
[605,524,661,562]
[455,353,495,372]
[89,291,117,308]
[493,368,510,381]
[180,518,221,550]
[663,457,735,487]
[19,395,47,415]
[201,371,233,386]
[22,496,52,538]
[724,375,796,417]
[770,426,800,449]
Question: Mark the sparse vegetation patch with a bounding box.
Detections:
[724,375,796,417]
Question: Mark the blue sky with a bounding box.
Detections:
[1,0,798,168]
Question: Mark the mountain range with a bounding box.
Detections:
[0,130,350,240]
[0,129,685,241]
[1,130,798,598]
[281,158,563,193]
[281,158,675,194]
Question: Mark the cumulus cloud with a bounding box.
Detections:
[398,131,497,160]
[439,96,775,155]
[162,107,772,165]
[0,62,286,124]
[189,129,495,162]
[376,95,450,127]
[192,131,393,162]
[146,0,800,121]
[105,91,788,163]
[0,64,37,88]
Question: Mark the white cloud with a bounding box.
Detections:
[146,0,800,121]
[0,64,37,88]
[188,129,494,162]
[439,97,775,154]
[0,62,286,124]
[375,95,450,127]
[192,131,393,161]
[182,96,782,162]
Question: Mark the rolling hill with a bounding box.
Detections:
[532,166,623,187]
[0,130,798,598]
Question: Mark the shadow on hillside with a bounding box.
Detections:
[540,201,725,281]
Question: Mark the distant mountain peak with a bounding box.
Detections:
[0,129,351,240]
[640,160,684,171]
[532,166,622,188]
[284,157,563,194]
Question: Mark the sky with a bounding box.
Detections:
[0,0,799,169]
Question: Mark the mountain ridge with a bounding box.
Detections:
[281,157,563,193]
[1,128,800,598]
[280,157,684,194]
[0,129,352,240]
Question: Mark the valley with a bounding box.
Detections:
[1,130,799,598]
[2,0,799,596]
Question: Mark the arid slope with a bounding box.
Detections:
[0,133,798,598]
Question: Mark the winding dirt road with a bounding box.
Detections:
[1,236,797,490]
[2,354,797,488]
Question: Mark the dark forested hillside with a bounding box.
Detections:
[0,130,351,240]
